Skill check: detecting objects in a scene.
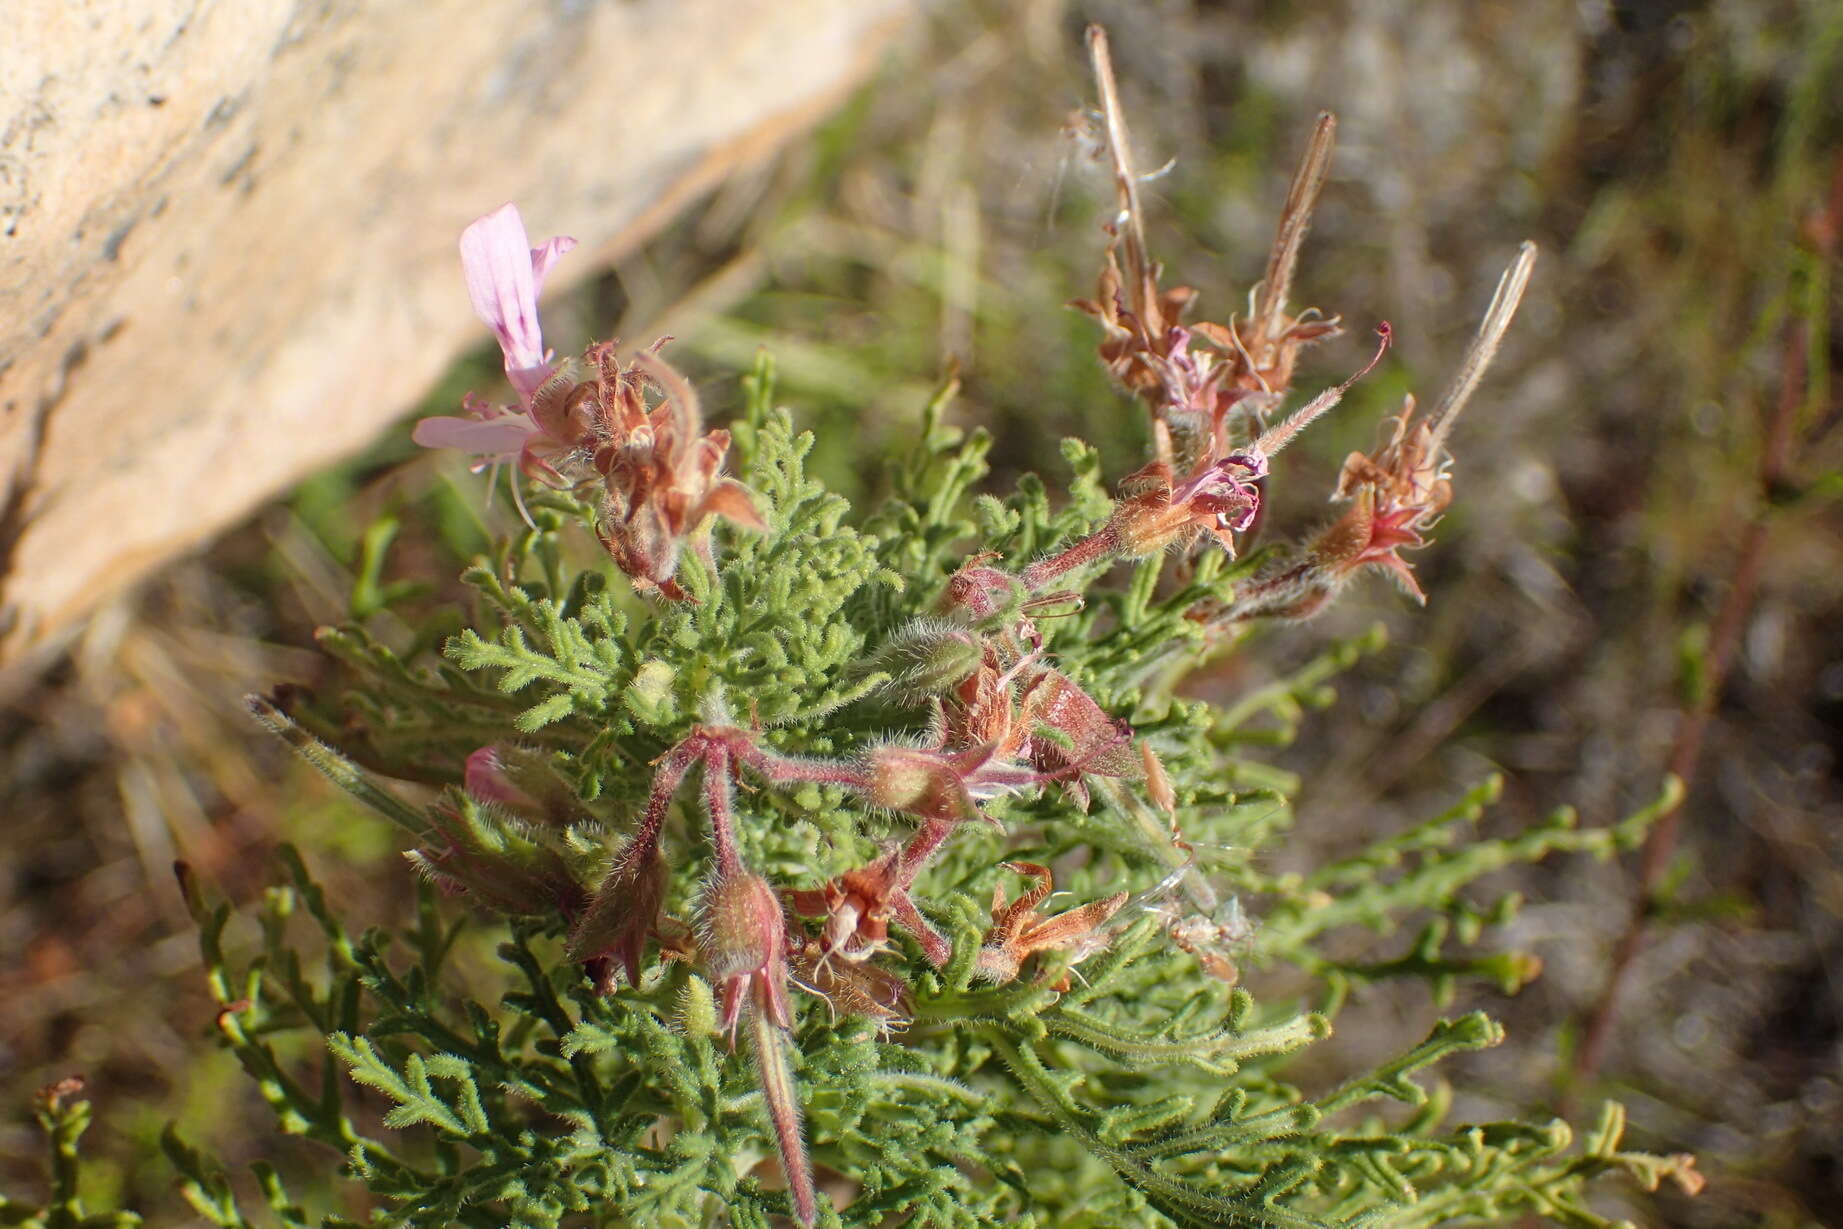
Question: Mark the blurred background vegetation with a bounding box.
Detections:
[2,0,1839,1224]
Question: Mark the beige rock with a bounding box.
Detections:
[0,0,914,664]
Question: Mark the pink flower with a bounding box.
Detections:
[409,400,541,461]
[459,203,576,401]
[413,204,577,465]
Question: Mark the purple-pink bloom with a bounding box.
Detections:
[459,203,576,400]
[410,397,538,460]
[413,204,577,467]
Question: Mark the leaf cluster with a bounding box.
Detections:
[162,351,1705,1226]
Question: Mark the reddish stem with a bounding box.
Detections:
[894,817,955,880]
[1566,320,1811,1109]
[1020,523,1122,591]
[701,745,742,878]
[627,740,699,868]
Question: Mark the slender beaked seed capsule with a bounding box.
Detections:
[1423,241,1539,453]
[1253,112,1337,351]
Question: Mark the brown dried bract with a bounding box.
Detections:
[789,938,913,1034]
[976,862,1127,985]
[567,344,763,599]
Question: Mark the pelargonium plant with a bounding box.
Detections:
[125,25,1702,1229]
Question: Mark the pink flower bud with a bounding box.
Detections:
[864,746,982,825]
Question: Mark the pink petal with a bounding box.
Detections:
[460,206,541,367]
[530,235,577,289]
[411,413,535,457]
[458,205,575,401]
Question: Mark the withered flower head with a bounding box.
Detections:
[976,862,1127,985]
[415,205,762,594]
[1314,243,1538,602]
[1016,323,1387,591]
[1203,245,1537,625]
[1214,111,1345,405]
[940,556,1028,622]
[585,348,764,600]
[1075,30,1346,477]
[789,939,913,1034]
[1069,243,1199,405]
[1068,28,1197,420]
[1106,451,1268,559]
[787,830,953,969]
[1017,667,1142,810]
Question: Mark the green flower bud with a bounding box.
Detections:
[677,974,718,1038]
[864,616,984,702]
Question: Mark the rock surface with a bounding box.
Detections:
[0,0,913,664]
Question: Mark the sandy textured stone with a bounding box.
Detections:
[0,0,912,663]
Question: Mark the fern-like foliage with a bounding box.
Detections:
[158,27,1707,1228]
[0,1080,142,1229]
[169,348,1705,1227]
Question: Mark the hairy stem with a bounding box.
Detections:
[751,1003,817,1227]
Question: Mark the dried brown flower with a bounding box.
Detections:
[976,862,1127,985]
[577,347,763,599]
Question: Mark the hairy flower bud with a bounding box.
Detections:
[700,870,785,981]
[863,746,982,824]
[699,869,791,1036]
[463,744,579,825]
[940,560,1026,621]
[406,795,584,919]
[567,845,669,991]
[864,617,985,702]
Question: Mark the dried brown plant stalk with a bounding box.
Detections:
[1565,146,1843,1116]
